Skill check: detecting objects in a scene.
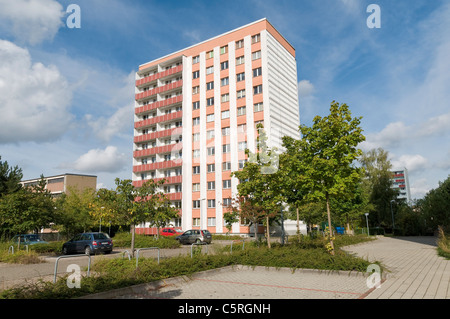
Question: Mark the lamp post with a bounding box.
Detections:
[390,200,395,234]
[365,213,370,236]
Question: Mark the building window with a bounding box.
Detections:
[206,81,214,90]
[222,127,230,136]
[222,198,232,207]
[236,72,245,82]
[207,129,215,139]
[193,117,200,126]
[193,166,200,174]
[237,123,247,133]
[193,70,199,79]
[207,181,215,190]
[207,164,215,173]
[193,149,200,158]
[207,199,216,208]
[236,56,245,65]
[193,218,200,226]
[252,34,260,44]
[223,180,231,189]
[207,147,215,156]
[193,56,200,64]
[252,51,261,60]
[193,133,200,141]
[239,159,247,169]
[206,66,214,74]
[221,110,230,119]
[237,89,246,99]
[208,217,216,227]
[237,106,246,116]
[236,39,244,49]
[193,86,199,94]
[207,97,214,106]
[220,46,228,54]
[254,102,263,112]
[193,200,200,209]
[193,101,200,110]
[238,141,247,151]
[222,144,231,153]
[221,93,229,103]
[207,50,214,59]
[193,183,200,192]
[254,85,262,95]
[222,162,231,171]
[206,113,215,122]
[253,67,262,77]
[221,77,229,86]
[220,61,229,70]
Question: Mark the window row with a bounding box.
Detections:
[192,84,262,108]
[192,160,247,175]
[192,59,262,80]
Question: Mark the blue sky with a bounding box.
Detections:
[0,0,449,200]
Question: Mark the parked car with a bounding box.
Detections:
[11,234,48,246]
[62,232,113,255]
[160,227,183,237]
[175,229,212,244]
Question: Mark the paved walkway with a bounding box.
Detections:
[83,236,449,299]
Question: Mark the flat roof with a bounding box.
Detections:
[139,18,295,70]
[21,173,97,183]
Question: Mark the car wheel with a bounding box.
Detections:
[84,246,92,255]
[195,238,201,244]
[62,246,69,255]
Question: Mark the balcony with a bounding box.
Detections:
[135,95,182,115]
[133,175,182,188]
[135,110,183,129]
[133,159,182,173]
[134,127,182,144]
[135,80,183,101]
[133,142,182,159]
[136,65,183,88]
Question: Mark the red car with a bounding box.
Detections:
[160,227,183,237]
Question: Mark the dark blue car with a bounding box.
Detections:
[62,232,113,255]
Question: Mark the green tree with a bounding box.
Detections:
[0,155,23,197]
[231,125,283,248]
[420,175,450,232]
[296,101,365,254]
[359,148,398,228]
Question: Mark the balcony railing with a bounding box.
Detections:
[133,143,182,159]
[135,110,183,129]
[136,65,183,88]
[135,95,182,115]
[133,159,182,173]
[134,127,182,144]
[135,80,183,101]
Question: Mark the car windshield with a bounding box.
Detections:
[93,233,110,240]
[25,235,43,241]
[202,230,211,235]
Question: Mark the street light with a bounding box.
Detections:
[365,213,370,236]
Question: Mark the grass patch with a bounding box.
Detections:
[0,234,376,299]
[437,227,450,260]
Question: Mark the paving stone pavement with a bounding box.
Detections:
[83,236,449,299]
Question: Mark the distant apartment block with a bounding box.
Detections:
[21,173,97,197]
[133,19,300,235]
[391,168,412,203]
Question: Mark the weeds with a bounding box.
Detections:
[437,227,450,259]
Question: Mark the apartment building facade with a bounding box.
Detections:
[391,168,412,204]
[21,173,97,197]
[133,19,300,235]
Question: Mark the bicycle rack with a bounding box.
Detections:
[135,247,160,268]
[53,255,91,283]
[8,246,14,255]
[122,250,132,260]
[190,243,208,258]
[230,240,245,253]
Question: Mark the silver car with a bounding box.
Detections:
[176,229,212,244]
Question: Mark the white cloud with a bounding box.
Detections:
[0,0,64,45]
[86,105,133,142]
[0,40,73,144]
[391,154,428,172]
[298,80,315,97]
[69,146,128,173]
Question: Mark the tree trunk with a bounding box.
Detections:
[266,216,271,249]
[130,224,136,258]
[326,193,335,255]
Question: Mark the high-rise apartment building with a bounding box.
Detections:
[391,168,412,203]
[133,19,300,235]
